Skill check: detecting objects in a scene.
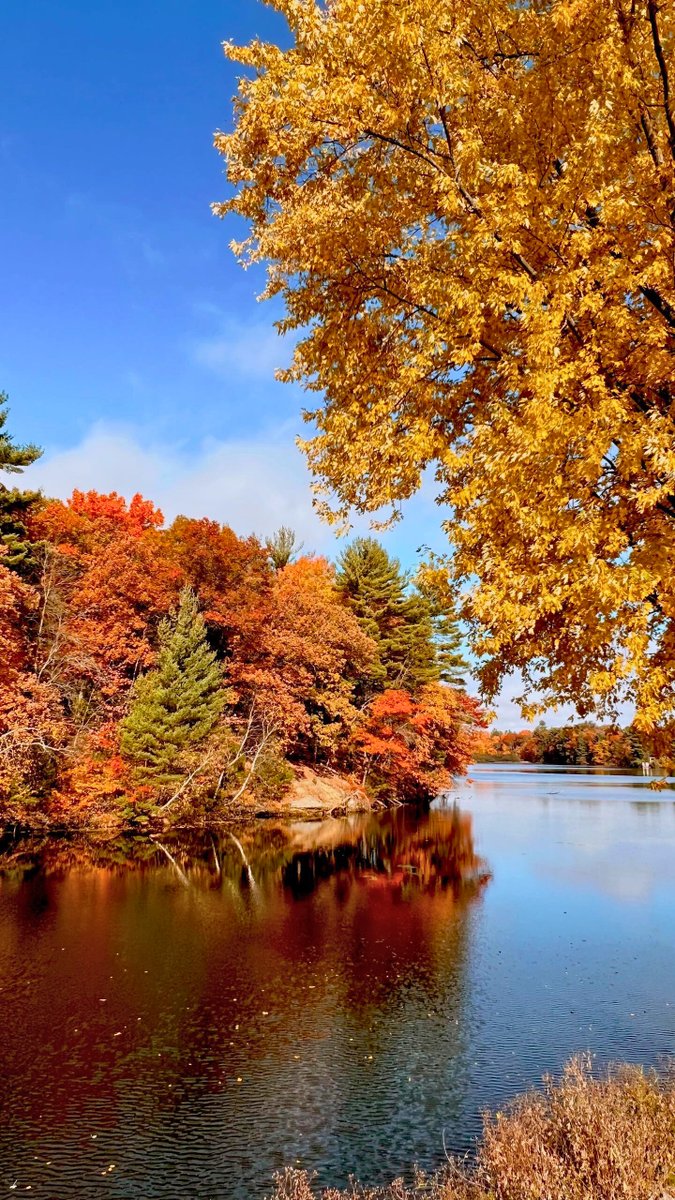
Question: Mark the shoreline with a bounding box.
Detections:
[270,1058,675,1200]
[0,763,381,839]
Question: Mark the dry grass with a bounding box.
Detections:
[270,1057,675,1200]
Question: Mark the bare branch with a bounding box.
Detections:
[158,750,216,812]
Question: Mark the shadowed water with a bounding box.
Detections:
[1,766,674,1197]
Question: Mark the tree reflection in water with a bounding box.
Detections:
[0,808,491,1198]
[0,807,490,901]
[280,808,490,898]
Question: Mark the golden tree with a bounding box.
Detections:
[217,0,675,727]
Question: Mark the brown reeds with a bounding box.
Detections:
[270,1056,675,1200]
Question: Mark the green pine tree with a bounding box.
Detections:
[120,587,225,790]
[626,724,646,768]
[0,392,43,573]
[415,571,469,687]
[336,537,439,694]
[266,525,303,570]
[432,611,468,687]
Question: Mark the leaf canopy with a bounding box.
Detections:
[217,0,675,727]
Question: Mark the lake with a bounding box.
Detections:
[1,763,675,1198]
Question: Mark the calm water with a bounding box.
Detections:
[1,764,675,1198]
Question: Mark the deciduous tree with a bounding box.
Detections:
[0,556,62,804]
[238,556,377,757]
[30,491,178,705]
[164,516,272,661]
[353,684,486,803]
[218,0,675,727]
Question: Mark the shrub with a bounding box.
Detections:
[251,750,295,804]
[270,1057,675,1200]
[481,1056,675,1200]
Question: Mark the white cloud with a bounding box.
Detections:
[476,673,532,730]
[480,670,634,731]
[190,314,292,382]
[24,421,331,548]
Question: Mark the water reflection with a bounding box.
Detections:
[0,808,489,1199]
[0,808,489,897]
[4,772,675,1200]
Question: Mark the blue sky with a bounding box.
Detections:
[1,0,595,727]
[3,0,448,552]
[3,2,295,452]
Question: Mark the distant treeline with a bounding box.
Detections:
[476,723,655,768]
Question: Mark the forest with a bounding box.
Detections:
[476,724,652,768]
[0,394,485,830]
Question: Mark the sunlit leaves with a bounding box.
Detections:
[219,0,675,727]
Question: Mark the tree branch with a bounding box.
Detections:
[640,283,675,326]
[362,127,442,176]
[159,751,216,812]
[647,0,675,165]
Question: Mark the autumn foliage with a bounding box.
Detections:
[0,554,64,809]
[477,722,648,768]
[355,686,486,803]
[218,0,675,730]
[0,488,484,826]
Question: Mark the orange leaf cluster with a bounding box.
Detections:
[355,685,487,803]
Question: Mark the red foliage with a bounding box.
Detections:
[0,556,31,688]
[33,490,164,549]
[0,557,63,799]
[163,516,272,660]
[1,490,487,820]
[233,557,377,753]
[30,491,179,702]
[354,684,487,802]
[50,724,134,821]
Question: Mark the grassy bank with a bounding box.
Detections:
[272,1058,675,1200]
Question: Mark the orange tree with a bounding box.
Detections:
[0,555,63,805]
[218,0,675,729]
[235,556,377,758]
[352,685,486,803]
[163,515,273,663]
[29,490,179,707]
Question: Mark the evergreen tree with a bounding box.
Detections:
[336,538,439,694]
[626,725,646,768]
[266,525,303,570]
[575,726,590,766]
[415,572,468,687]
[120,587,225,789]
[0,393,43,572]
[0,393,41,474]
[432,612,468,687]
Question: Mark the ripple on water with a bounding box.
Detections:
[1,779,675,1196]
